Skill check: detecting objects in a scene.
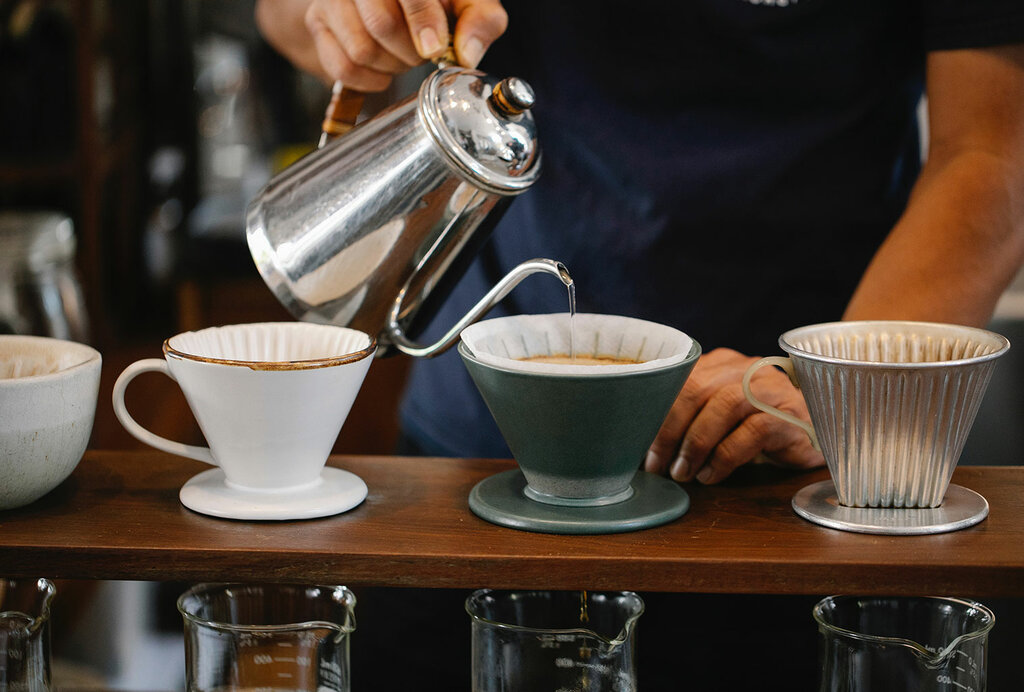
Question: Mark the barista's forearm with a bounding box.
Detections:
[844,149,1024,327]
[255,0,329,83]
[844,46,1024,327]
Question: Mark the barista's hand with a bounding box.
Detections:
[644,348,825,484]
[304,0,508,91]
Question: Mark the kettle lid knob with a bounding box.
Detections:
[489,77,535,116]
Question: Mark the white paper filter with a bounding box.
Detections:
[460,313,694,375]
[168,322,372,362]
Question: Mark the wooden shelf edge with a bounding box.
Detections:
[0,451,1021,596]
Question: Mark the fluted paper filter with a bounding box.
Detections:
[166,322,373,364]
[780,321,1009,508]
[460,313,694,375]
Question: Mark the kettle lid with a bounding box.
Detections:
[419,67,541,195]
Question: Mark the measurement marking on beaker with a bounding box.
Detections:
[955,650,977,670]
[937,676,972,692]
[276,673,293,679]
[239,633,272,646]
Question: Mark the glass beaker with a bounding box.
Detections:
[178,583,356,692]
[466,589,643,692]
[0,578,56,692]
[814,595,994,692]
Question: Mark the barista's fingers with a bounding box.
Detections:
[697,412,824,485]
[645,404,692,476]
[307,0,396,90]
[451,0,508,67]
[644,361,719,476]
[670,352,802,483]
[324,0,413,73]
[647,348,750,480]
[397,0,453,60]
[670,381,756,483]
[354,0,427,67]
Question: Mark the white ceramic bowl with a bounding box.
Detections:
[0,335,101,510]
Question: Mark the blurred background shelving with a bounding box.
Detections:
[0,0,414,459]
[1,3,412,688]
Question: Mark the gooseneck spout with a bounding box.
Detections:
[387,258,572,358]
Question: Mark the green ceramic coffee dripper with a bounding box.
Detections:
[459,313,700,534]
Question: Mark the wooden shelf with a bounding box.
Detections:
[2,451,1022,596]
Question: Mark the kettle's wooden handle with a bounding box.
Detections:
[321,81,365,141]
[320,43,454,146]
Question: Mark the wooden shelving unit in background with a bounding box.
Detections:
[0,0,145,347]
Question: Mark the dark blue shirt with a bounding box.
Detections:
[400,0,1024,457]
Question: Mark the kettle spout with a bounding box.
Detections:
[387,258,572,358]
[552,260,573,288]
[506,258,573,289]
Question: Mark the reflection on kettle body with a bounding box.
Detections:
[290,216,405,325]
[247,66,559,357]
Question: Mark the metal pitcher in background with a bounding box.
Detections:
[246,64,568,357]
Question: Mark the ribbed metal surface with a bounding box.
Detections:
[781,322,1009,508]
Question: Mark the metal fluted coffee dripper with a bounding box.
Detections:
[745,321,1009,509]
[744,320,1010,535]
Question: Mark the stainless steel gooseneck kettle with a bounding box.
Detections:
[246,62,569,357]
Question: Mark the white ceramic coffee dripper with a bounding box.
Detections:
[113,322,375,520]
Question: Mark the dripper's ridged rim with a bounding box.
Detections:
[163,322,376,371]
[779,320,1009,368]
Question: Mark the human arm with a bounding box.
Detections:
[254,0,508,89]
[646,44,1024,485]
[843,45,1024,325]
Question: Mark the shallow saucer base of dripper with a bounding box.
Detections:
[792,480,988,535]
[469,469,689,534]
[180,466,368,521]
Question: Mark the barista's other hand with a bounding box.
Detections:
[643,348,825,484]
[305,0,508,91]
